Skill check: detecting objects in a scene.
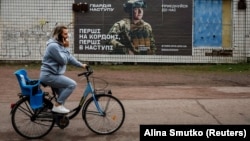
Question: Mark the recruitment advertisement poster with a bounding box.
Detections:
[73,0,192,55]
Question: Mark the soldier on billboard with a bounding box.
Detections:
[107,0,156,55]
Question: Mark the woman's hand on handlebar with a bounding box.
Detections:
[78,64,92,77]
[81,64,91,72]
[82,64,88,69]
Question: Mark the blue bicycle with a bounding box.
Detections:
[11,66,125,139]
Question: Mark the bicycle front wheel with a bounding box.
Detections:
[82,94,125,135]
[11,97,55,139]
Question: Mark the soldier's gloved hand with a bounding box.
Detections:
[131,44,139,53]
[132,48,139,53]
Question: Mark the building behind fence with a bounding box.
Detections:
[0,0,249,63]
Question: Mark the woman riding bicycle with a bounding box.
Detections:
[39,25,87,114]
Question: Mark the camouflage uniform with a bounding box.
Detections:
[107,0,156,55]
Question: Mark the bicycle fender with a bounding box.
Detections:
[10,96,29,115]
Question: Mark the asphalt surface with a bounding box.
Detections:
[0,86,250,141]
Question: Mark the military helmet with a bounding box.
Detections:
[123,0,147,13]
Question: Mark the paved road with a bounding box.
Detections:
[1,86,250,141]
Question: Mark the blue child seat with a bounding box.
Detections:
[14,69,43,109]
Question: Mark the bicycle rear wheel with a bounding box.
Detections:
[82,94,125,135]
[11,96,55,139]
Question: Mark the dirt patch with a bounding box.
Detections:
[1,65,250,103]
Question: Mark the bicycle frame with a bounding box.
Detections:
[66,71,105,120]
[80,80,104,115]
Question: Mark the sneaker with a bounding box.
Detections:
[52,105,70,114]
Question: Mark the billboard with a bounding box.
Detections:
[74,0,193,55]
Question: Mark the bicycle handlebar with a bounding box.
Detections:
[77,65,93,77]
